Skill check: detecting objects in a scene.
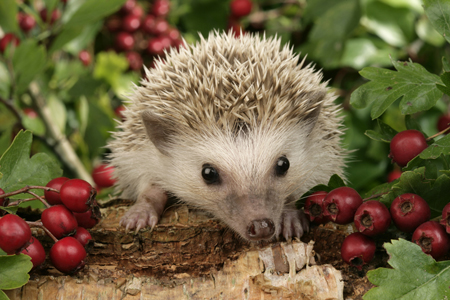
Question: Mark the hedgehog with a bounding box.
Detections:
[108,31,345,242]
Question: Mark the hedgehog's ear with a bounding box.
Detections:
[141,110,174,156]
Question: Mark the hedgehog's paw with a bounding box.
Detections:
[120,203,160,233]
[278,209,310,241]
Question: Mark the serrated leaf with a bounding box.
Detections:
[12,40,47,95]
[0,254,32,290]
[364,239,450,300]
[0,131,62,199]
[423,0,450,44]
[350,59,443,119]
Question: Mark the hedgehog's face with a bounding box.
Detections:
[142,110,316,241]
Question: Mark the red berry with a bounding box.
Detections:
[114,105,126,120]
[230,0,253,18]
[120,0,137,15]
[0,214,32,254]
[74,227,92,247]
[129,4,144,18]
[227,20,244,37]
[122,14,141,33]
[23,108,38,118]
[437,113,450,134]
[18,13,36,33]
[0,33,20,53]
[323,187,363,225]
[147,36,172,56]
[50,237,86,274]
[166,27,181,45]
[141,15,156,34]
[152,0,170,17]
[440,202,450,234]
[78,50,91,66]
[40,9,61,24]
[387,169,402,182]
[304,191,328,224]
[20,236,46,269]
[389,130,428,167]
[60,179,96,213]
[390,193,430,233]
[73,210,99,229]
[153,19,170,36]
[341,232,376,270]
[412,221,450,260]
[115,32,135,51]
[125,51,143,71]
[41,205,78,239]
[92,164,116,188]
[354,200,391,236]
[44,177,70,205]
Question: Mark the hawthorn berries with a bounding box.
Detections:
[354,200,391,236]
[389,130,428,167]
[323,187,363,225]
[0,214,32,254]
[341,232,376,270]
[50,237,86,274]
[60,179,97,213]
[390,193,430,233]
[412,221,450,260]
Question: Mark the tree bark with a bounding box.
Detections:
[6,202,347,299]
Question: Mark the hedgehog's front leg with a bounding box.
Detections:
[277,202,310,241]
[120,184,167,232]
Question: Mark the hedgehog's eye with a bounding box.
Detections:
[275,156,289,176]
[202,164,220,184]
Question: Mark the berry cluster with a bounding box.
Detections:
[305,186,450,269]
[0,177,101,274]
[104,0,182,71]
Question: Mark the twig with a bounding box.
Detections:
[28,82,93,183]
[27,220,58,243]
[426,126,450,141]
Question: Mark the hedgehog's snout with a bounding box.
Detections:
[246,218,275,240]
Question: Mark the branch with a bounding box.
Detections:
[28,82,93,184]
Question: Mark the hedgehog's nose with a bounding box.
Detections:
[247,219,275,240]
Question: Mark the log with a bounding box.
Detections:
[5,201,346,299]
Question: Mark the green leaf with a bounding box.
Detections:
[419,134,450,159]
[0,254,32,290]
[49,27,84,53]
[303,0,361,68]
[0,0,18,34]
[0,290,9,300]
[416,15,446,47]
[63,0,127,29]
[22,115,45,136]
[0,131,62,199]
[363,1,415,47]
[350,59,443,119]
[340,38,395,69]
[443,57,450,72]
[12,40,47,95]
[423,0,450,44]
[364,239,450,300]
[181,0,229,37]
[437,71,450,96]
[365,119,398,143]
[404,115,424,132]
[93,52,129,89]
